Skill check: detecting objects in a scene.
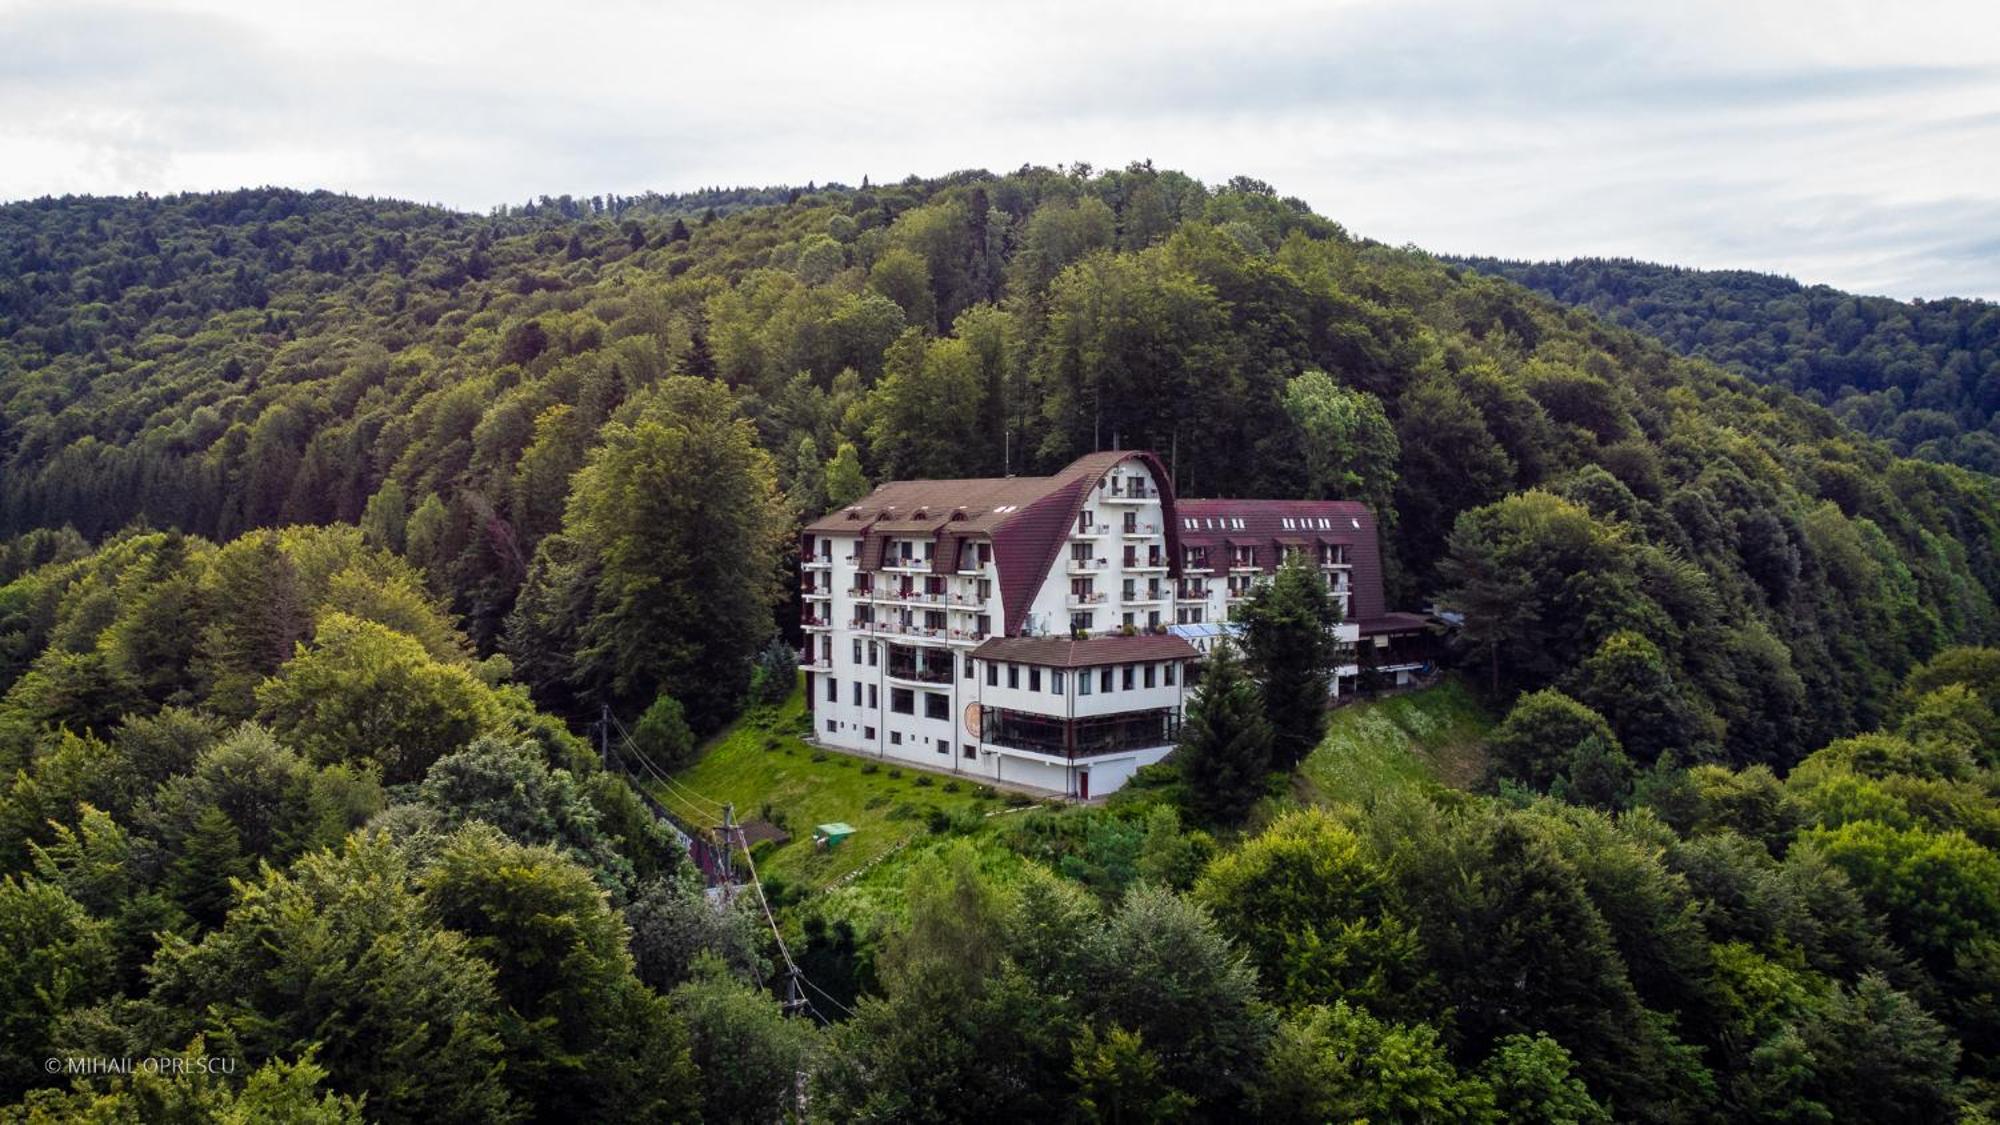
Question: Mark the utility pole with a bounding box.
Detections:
[599,703,613,773]
[719,802,736,888]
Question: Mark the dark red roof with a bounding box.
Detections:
[1175,498,1386,621]
[1357,612,1432,636]
[805,451,1181,637]
[971,633,1198,668]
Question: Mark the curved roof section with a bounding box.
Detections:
[804,450,1183,636]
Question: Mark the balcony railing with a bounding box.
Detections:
[982,708,1179,759]
[802,613,833,629]
[1067,592,1107,607]
[1123,589,1168,603]
[1126,558,1168,572]
[1120,523,1159,537]
[887,663,955,685]
[799,653,831,671]
[803,557,833,569]
[802,586,832,599]
[1101,487,1159,502]
[1067,557,1107,572]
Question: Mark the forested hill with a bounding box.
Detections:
[4,169,2000,760]
[12,171,2000,1119]
[1454,256,2000,472]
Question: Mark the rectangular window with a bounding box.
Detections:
[1123,666,1136,691]
[1052,670,1065,693]
[963,743,977,759]
[937,738,949,755]
[852,681,862,705]
[865,726,876,740]
[868,644,879,667]
[1078,510,1094,533]
[987,662,998,686]
[852,638,862,663]
[1101,668,1114,693]
[964,654,975,679]
[1144,664,1156,689]
[891,688,915,714]
[1165,663,1177,685]
[826,677,838,702]
[1079,673,1093,696]
[1029,668,1042,692]
[891,731,903,745]
[1008,665,1020,690]
[925,692,949,720]
[868,684,879,709]
[1123,511,1137,533]
[825,719,836,733]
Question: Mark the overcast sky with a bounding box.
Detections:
[4,0,1998,299]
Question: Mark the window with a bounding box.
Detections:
[1143,664,1156,689]
[852,681,862,705]
[1071,611,1094,632]
[963,743,977,759]
[1123,665,1136,690]
[1100,668,1114,693]
[1029,668,1042,692]
[891,688,915,714]
[964,654,975,679]
[1123,511,1137,533]
[937,738,949,755]
[1165,663,1177,685]
[852,638,862,663]
[826,677,838,702]
[1079,672,1093,696]
[1008,665,1020,689]
[868,684,878,709]
[825,719,836,733]
[1071,542,1090,562]
[891,731,903,745]
[925,692,949,720]
[864,726,876,740]
[977,579,992,600]
[868,644,879,667]
[987,662,998,686]
[1052,670,1065,693]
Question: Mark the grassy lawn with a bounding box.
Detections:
[649,684,1020,892]
[1297,678,1493,809]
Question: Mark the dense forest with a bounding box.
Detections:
[5,167,2000,1119]
[1456,256,2000,473]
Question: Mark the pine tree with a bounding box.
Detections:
[1177,642,1272,823]
[824,441,869,508]
[172,806,251,927]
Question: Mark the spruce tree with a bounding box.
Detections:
[1178,641,1273,824]
[1237,556,1339,770]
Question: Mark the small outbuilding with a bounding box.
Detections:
[814,822,857,850]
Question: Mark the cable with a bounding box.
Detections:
[608,712,728,815]
[799,972,857,1019]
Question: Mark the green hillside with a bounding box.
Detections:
[1455,255,2000,472]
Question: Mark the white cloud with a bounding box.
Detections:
[2,0,1998,298]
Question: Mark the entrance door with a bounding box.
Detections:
[1077,770,1089,801]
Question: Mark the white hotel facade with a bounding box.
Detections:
[799,450,1425,799]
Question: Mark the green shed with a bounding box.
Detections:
[814,822,857,850]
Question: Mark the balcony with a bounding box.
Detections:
[803,557,833,570]
[1073,525,1109,538]
[1123,589,1169,604]
[880,557,931,573]
[1119,523,1160,538]
[887,662,955,685]
[845,584,873,598]
[802,613,834,630]
[1100,486,1159,503]
[799,652,831,672]
[1067,592,1108,608]
[1176,588,1209,602]
[874,588,948,606]
[945,629,990,647]
[802,586,832,600]
[1067,557,1107,573]
[1125,558,1169,573]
